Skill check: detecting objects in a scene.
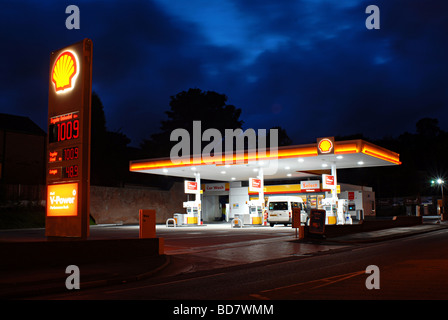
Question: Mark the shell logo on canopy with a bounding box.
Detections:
[52,51,79,93]
[318,138,333,154]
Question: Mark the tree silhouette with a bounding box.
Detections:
[338,117,448,201]
[269,125,292,147]
[141,88,244,158]
[416,118,440,138]
[90,92,108,185]
[90,92,131,186]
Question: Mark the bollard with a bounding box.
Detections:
[166,218,176,227]
[298,225,305,240]
[231,218,242,228]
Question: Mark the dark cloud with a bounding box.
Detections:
[0,0,447,147]
[228,0,448,142]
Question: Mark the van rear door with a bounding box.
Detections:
[269,201,289,221]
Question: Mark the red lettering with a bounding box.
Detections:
[66,121,72,140]
[73,120,79,139]
[60,122,66,141]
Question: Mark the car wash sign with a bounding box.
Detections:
[46,39,93,239]
[205,183,229,192]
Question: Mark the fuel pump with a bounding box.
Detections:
[322,197,337,225]
[247,200,263,224]
[337,199,352,225]
[322,197,352,225]
[183,201,199,224]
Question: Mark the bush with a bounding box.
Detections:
[0,205,45,229]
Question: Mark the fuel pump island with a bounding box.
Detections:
[130,137,401,227]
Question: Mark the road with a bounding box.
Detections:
[35,226,448,301]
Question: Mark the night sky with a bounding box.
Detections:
[1,0,447,147]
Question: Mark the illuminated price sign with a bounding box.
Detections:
[47,112,82,183]
[46,38,92,239]
[63,146,79,160]
[48,147,79,163]
[47,165,79,181]
[63,165,79,178]
[48,112,80,143]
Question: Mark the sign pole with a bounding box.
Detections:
[45,39,93,239]
[331,163,338,202]
[258,167,264,224]
[195,172,201,225]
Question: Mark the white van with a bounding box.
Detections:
[266,196,308,227]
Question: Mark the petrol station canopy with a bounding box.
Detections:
[129,139,401,181]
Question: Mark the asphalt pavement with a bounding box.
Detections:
[0,219,447,299]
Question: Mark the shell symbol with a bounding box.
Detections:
[318,138,333,153]
[52,51,78,92]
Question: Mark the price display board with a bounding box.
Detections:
[46,39,93,239]
[309,209,326,235]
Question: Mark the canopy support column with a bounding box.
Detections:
[195,172,201,225]
[258,167,265,224]
[331,163,338,201]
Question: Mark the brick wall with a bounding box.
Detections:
[90,182,185,224]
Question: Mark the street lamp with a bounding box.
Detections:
[431,178,445,220]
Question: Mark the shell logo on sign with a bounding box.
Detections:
[52,51,79,93]
[318,138,333,154]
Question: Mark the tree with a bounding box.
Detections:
[338,117,448,199]
[90,91,108,185]
[416,118,440,138]
[269,125,293,146]
[141,88,244,158]
[90,92,131,186]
